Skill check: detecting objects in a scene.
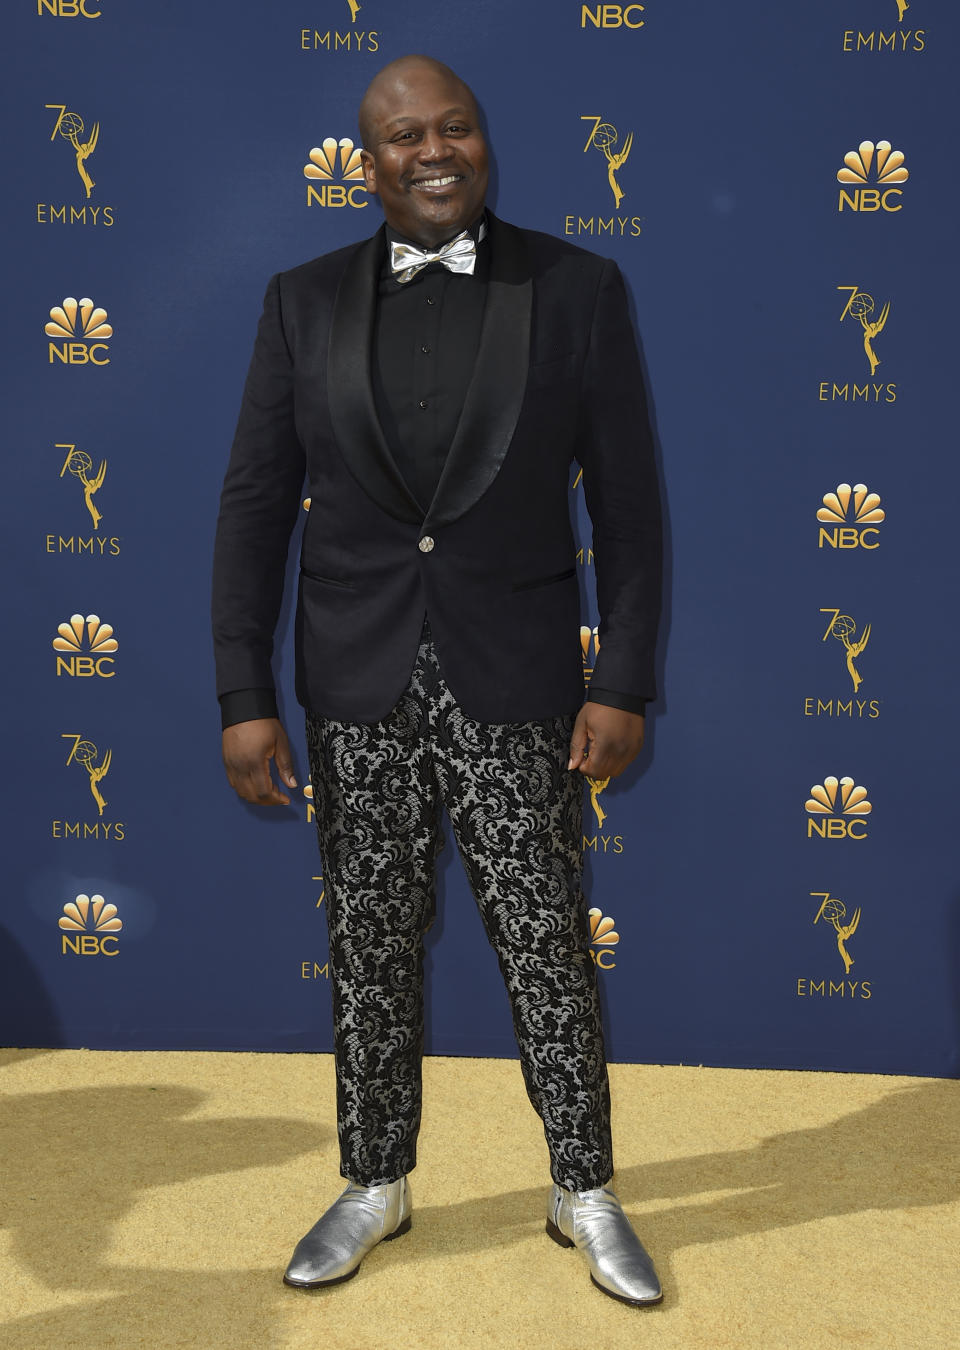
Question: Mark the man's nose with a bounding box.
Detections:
[419,130,452,161]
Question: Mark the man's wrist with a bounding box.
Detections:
[219,688,279,730]
[586,687,647,716]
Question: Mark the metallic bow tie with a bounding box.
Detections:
[389,228,480,284]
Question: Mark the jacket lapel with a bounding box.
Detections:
[422,214,532,532]
[327,227,424,524]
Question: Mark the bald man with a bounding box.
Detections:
[213,56,663,1307]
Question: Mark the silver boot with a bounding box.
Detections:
[283,1177,412,1288]
[546,1182,662,1306]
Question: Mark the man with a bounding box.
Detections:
[212,55,663,1307]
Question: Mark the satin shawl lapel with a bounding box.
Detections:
[326,227,424,524]
[423,215,532,532]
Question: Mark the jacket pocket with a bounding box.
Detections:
[511,567,576,593]
[300,567,355,589]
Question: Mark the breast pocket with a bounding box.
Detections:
[524,354,580,391]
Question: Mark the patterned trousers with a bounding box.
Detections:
[305,626,613,1191]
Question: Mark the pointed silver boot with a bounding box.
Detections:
[546,1182,662,1306]
[283,1177,412,1288]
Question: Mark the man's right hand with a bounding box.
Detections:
[222,718,298,806]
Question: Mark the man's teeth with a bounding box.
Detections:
[416,176,460,187]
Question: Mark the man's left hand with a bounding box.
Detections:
[567,701,645,779]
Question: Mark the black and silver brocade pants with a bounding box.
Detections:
[305,627,613,1191]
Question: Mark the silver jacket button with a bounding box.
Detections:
[418,536,435,553]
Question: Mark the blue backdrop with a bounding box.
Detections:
[4,0,958,1077]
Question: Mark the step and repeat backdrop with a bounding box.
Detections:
[4,1,957,1077]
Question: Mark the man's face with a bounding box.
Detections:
[360,66,489,248]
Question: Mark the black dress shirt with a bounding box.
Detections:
[219,220,644,727]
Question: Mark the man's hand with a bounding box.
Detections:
[222,718,298,806]
[567,702,645,780]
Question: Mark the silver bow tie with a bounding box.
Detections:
[390,228,480,284]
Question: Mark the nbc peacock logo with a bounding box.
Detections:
[837,139,908,212]
[805,776,872,840]
[817,482,884,550]
[45,296,112,365]
[588,907,619,970]
[581,625,600,683]
[304,138,368,209]
[53,613,118,677]
[59,893,122,956]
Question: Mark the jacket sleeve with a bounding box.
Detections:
[576,259,663,704]
[211,273,306,704]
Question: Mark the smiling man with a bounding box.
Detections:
[212,55,663,1307]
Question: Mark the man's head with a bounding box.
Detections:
[358,55,489,248]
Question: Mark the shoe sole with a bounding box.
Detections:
[545,1219,664,1307]
[283,1215,412,1290]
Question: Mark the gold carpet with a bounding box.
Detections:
[0,1049,957,1350]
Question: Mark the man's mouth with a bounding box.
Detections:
[411,174,464,192]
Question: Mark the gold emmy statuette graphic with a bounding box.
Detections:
[580,625,600,682]
[45,297,112,342]
[59,894,122,934]
[46,104,99,199]
[817,483,885,527]
[59,444,106,529]
[895,0,909,21]
[346,0,361,20]
[838,287,890,376]
[813,894,860,975]
[805,776,872,817]
[837,140,908,186]
[821,609,870,692]
[586,777,611,828]
[52,613,118,654]
[581,116,633,208]
[304,137,365,183]
[62,732,111,816]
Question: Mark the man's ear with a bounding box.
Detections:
[360,150,378,195]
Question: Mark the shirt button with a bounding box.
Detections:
[419,399,429,409]
[426,296,436,306]
[418,536,435,553]
[421,344,431,354]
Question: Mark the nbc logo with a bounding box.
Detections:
[588,907,619,970]
[53,613,117,677]
[837,140,908,212]
[304,138,368,208]
[38,0,102,16]
[59,893,121,956]
[580,4,645,29]
[805,776,872,840]
[45,296,111,365]
[817,483,884,550]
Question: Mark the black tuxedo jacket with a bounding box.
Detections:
[212,214,662,724]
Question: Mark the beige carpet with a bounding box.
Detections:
[0,1049,957,1349]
